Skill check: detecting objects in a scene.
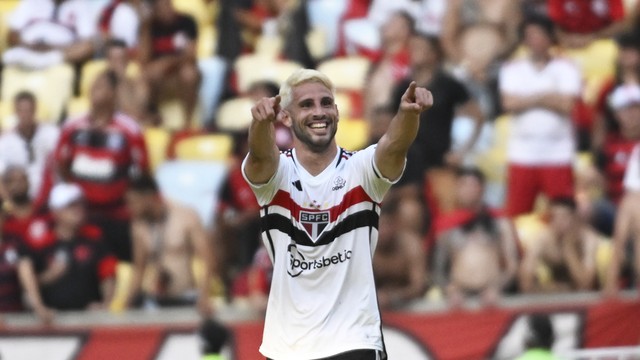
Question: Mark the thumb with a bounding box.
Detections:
[405,81,417,102]
[273,95,282,112]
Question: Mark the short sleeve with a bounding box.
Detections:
[349,145,404,203]
[624,144,640,192]
[242,153,289,206]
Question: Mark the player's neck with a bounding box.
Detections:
[294,142,338,177]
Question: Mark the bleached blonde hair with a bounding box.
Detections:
[279,69,335,108]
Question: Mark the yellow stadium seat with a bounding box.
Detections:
[158,99,202,131]
[172,0,213,27]
[198,24,217,58]
[334,91,353,118]
[174,133,234,161]
[0,100,15,131]
[66,96,90,119]
[335,118,368,151]
[255,35,283,59]
[216,97,254,132]
[144,126,171,172]
[1,64,73,123]
[562,39,618,104]
[80,60,140,97]
[234,54,303,93]
[306,27,329,61]
[109,262,133,313]
[596,238,613,287]
[514,213,548,251]
[317,56,371,91]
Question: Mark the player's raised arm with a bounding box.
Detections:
[375,82,433,181]
[244,95,282,184]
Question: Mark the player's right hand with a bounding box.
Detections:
[251,95,282,123]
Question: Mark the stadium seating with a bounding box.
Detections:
[317,56,370,91]
[155,160,229,229]
[173,133,234,161]
[79,59,140,97]
[144,127,172,172]
[66,96,90,120]
[234,54,303,93]
[0,0,19,54]
[1,64,74,124]
[335,118,368,151]
[216,97,254,132]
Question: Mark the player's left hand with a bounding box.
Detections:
[400,81,433,115]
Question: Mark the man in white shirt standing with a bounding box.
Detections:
[499,14,581,216]
[0,91,59,199]
[243,69,432,359]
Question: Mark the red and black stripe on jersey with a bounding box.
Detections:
[260,186,379,249]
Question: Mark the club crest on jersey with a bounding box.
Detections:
[300,211,329,241]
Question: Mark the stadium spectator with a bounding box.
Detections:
[441,0,521,65]
[0,92,59,198]
[592,32,640,164]
[54,70,150,262]
[605,131,640,295]
[520,198,600,293]
[124,175,214,316]
[433,167,518,306]
[373,197,427,309]
[139,0,200,129]
[17,183,117,312]
[548,0,629,48]
[3,0,96,69]
[499,14,581,217]
[391,33,484,215]
[0,196,23,314]
[0,167,46,241]
[363,11,413,121]
[95,0,141,50]
[104,39,149,123]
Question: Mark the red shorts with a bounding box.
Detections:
[506,164,574,216]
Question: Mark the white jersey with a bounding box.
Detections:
[242,145,397,360]
[623,144,640,192]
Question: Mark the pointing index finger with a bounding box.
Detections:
[406,81,417,100]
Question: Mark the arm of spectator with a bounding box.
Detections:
[244,96,281,184]
[188,208,215,317]
[440,0,463,63]
[99,277,116,309]
[561,232,597,291]
[501,92,576,116]
[497,218,519,291]
[36,254,68,286]
[375,82,433,181]
[17,258,54,325]
[126,223,148,308]
[433,232,451,291]
[53,126,75,182]
[446,99,485,166]
[604,192,635,295]
[233,8,266,33]
[137,12,153,65]
[130,127,151,177]
[518,233,546,293]
[378,232,427,309]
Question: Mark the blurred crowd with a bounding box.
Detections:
[0,0,640,329]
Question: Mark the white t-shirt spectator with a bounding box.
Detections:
[9,0,96,47]
[0,124,60,196]
[95,1,140,47]
[623,144,640,192]
[499,57,581,165]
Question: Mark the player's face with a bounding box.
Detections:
[456,175,484,209]
[283,82,339,153]
[90,75,116,109]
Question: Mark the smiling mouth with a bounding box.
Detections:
[309,122,328,129]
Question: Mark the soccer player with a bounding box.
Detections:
[243,69,432,360]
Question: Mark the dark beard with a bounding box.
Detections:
[10,193,31,206]
[291,120,337,153]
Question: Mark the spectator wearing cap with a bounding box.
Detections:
[17,183,117,314]
[0,91,59,200]
[499,14,582,217]
[605,84,640,296]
